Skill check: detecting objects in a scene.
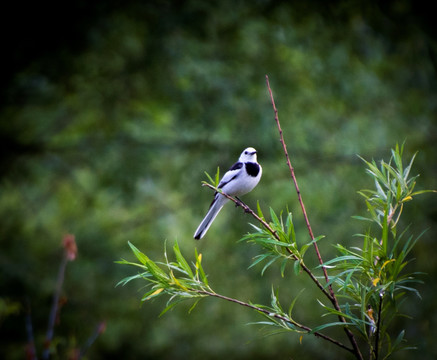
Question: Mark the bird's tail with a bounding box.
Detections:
[194,195,228,240]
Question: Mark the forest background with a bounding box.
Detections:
[1,0,436,359]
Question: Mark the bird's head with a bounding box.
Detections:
[239,147,258,162]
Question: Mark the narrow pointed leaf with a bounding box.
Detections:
[173,241,194,278]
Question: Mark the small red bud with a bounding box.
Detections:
[63,234,77,261]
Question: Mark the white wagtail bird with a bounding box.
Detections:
[194,147,262,240]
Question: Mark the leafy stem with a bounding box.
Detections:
[202,182,333,302]
[118,240,354,353]
[266,75,363,360]
[194,289,354,353]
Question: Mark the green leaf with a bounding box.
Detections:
[127,243,170,283]
[173,241,194,278]
[195,248,208,286]
[261,255,281,275]
[147,263,170,283]
[381,203,389,253]
[308,321,352,334]
[248,253,271,269]
[280,258,288,277]
[300,235,325,258]
[374,179,387,200]
[293,259,301,275]
[317,300,371,326]
[214,166,220,186]
[203,171,215,185]
[128,241,149,266]
[285,212,295,242]
[159,297,187,316]
[396,286,422,299]
[188,299,201,314]
[410,189,437,196]
[269,207,281,226]
[116,273,151,287]
[319,255,363,268]
[403,152,417,180]
[351,215,373,222]
[257,201,265,221]
[142,287,165,301]
[115,258,148,271]
[364,199,379,225]
[391,329,406,352]
[288,289,305,318]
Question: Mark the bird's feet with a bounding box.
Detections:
[235,197,251,213]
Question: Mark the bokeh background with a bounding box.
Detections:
[1,1,436,359]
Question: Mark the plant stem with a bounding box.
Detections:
[79,321,106,359]
[25,299,37,360]
[202,182,333,301]
[265,75,328,280]
[42,254,68,360]
[195,288,355,354]
[265,75,363,360]
[374,293,384,360]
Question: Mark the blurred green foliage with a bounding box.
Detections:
[1,1,436,359]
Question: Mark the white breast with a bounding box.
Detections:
[221,163,262,197]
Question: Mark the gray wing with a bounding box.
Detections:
[218,162,243,189]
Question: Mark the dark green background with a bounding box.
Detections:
[1,1,436,359]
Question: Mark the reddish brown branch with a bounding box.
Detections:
[265,75,327,278]
[265,75,363,360]
[43,235,77,360]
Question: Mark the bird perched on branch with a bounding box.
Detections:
[194,147,262,240]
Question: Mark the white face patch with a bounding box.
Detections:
[239,147,257,162]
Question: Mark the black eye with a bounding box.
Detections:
[244,151,248,154]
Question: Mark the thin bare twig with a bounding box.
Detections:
[42,255,68,360]
[265,75,363,360]
[79,321,106,359]
[25,299,37,360]
[265,75,328,279]
[43,235,77,360]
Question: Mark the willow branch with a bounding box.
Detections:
[265,75,329,279]
[195,288,354,354]
[202,182,333,302]
[265,75,363,360]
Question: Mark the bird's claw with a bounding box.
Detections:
[235,197,250,212]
